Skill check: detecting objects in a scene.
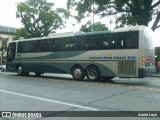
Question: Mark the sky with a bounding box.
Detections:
[0,0,160,47]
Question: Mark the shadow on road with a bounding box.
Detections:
[6,72,159,88]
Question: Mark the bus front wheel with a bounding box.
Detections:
[17,65,23,76]
[86,66,100,81]
[72,65,85,80]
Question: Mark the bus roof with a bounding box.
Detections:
[112,25,149,32]
[11,25,149,43]
[12,30,112,42]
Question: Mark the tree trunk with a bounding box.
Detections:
[151,12,160,31]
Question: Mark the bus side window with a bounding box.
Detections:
[61,37,76,51]
[29,41,36,52]
[46,39,55,52]
[74,37,81,50]
[86,35,103,50]
[111,33,117,48]
[55,39,61,51]
[119,33,126,49]
[86,40,96,49]
[121,40,124,47]
[111,32,126,49]
[52,40,56,51]
[18,42,22,53]
[24,42,30,52]
[122,31,139,49]
[34,41,40,52]
[103,41,109,48]
[39,40,44,52]
[102,34,112,49]
[80,36,87,50]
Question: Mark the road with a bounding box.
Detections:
[0,72,160,120]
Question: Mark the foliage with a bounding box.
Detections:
[80,22,108,32]
[13,28,27,40]
[15,0,69,39]
[67,0,160,31]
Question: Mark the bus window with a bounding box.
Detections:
[38,40,46,52]
[61,37,76,51]
[84,35,103,50]
[102,34,111,49]
[111,33,120,48]
[73,37,81,50]
[79,36,87,50]
[18,41,33,53]
[124,31,139,49]
[46,39,56,51]
[110,31,139,49]
[33,41,40,52]
[18,41,32,53]
[121,40,124,47]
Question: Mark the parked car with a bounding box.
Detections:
[0,65,6,72]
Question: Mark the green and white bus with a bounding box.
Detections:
[6,26,155,81]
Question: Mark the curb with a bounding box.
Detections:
[151,74,160,77]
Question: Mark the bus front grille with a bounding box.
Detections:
[118,60,136,76]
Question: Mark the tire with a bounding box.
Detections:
[72,65,85,80]
[1,68,4,72]
[17,65,24,76]
[86,66,100,81]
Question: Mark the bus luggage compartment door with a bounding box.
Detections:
[118,60,136,77]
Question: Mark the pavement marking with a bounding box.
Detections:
[0,89,98,111]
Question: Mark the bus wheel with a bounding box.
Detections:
[17,65,23,76]
[86,66,100,81]
[1,68,4,72]
[72,65,85,80]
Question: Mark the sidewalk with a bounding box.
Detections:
[151,73,160,77]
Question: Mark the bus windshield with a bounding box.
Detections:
[7,43,16,61]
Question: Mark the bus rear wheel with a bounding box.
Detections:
[17,65,23,76]
[86,66,100,81]
[72,65,85,80]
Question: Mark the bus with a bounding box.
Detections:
[6,26,155,81]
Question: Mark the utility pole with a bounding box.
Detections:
[92,1,95,31]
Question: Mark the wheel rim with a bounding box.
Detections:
[73,68,82,79]
[88,68,97,80]
[17,66,22,75]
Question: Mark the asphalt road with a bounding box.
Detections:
[0,72,160,120]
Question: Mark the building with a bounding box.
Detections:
[0,25,16,65]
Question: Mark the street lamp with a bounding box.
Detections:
[92,1,95,31]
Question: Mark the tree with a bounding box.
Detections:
[14,28,27,40]
[80,22,108,32]
[16,0,69,39]
[67,0,160,31]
